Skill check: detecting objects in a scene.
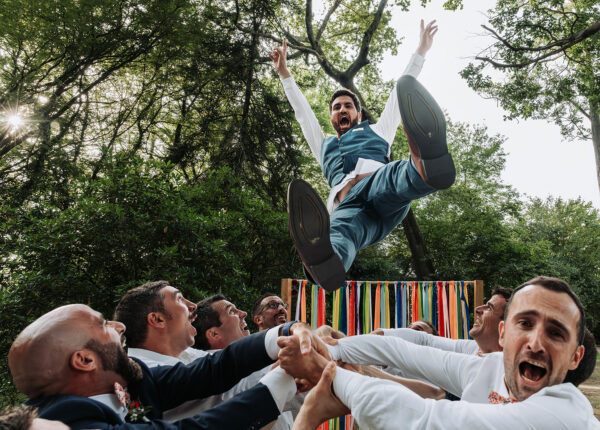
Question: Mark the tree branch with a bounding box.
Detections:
[477,20,600,69]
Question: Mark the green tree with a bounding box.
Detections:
[461,0,600,190]
[0,156,297,403]
[516,197,600,338]
[385,121,547,289]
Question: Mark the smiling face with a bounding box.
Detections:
[330,95,361,135]
[211,300,250,347]
[255,296,288,330]
[469,294,508,353]
[500,284,584,401]
[159,286,198,350]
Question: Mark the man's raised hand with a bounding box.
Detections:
[416,19,438,57]
[269,39,291,79]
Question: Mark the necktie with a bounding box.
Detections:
[114,382,131,408]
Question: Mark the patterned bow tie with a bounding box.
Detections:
[488,391,517,404]
[114,382,131,408]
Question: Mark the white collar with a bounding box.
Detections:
[89,393,127,421]
[128,348,180,366]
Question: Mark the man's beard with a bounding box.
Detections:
[334,116,359,135]
[85,339,143,384]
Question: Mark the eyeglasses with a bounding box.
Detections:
[263,301,289,310]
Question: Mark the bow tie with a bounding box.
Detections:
[488,391,517,404]
[114,382,131,408]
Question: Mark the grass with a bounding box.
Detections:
[579,347,600,420]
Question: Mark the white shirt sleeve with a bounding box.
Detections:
[332,368,597,430]
[259,366,297,412]
[280,77,326,161]
[328,334,478,396]
[382,328,480,355]
[264,325,283,360]
[370,53,425,148]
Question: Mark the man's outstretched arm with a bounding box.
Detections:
[374,19,437,145]
[270,40,325,161]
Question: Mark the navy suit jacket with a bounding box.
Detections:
[27,330,281,429]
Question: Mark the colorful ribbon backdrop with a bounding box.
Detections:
[288,279,480,430]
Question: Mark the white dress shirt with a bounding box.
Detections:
[333,367,599,430]
[327,335,599,429]
[280,53,425,212]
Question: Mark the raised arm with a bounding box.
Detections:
[269,39,291,79]
[373,19,437,145]
[270,40,325,161]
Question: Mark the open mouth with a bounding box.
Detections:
[339,117,350,126]
[241,320,249,333]
[275,313,287,323]
[519,360,547,383]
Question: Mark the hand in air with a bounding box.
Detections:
[416,19,438,57]
[269,39,291,78]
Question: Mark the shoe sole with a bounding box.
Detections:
[397,75,455,190]
[287,179,345,291]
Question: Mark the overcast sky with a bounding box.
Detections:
[378,0,599,208]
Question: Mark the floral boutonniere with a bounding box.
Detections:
[127,400,152,423]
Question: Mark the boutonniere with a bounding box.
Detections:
[127,400,152,423]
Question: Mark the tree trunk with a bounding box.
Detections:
[401,209,434,279]
[590,100,600,193]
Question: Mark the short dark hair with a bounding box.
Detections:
[192,294,226,350]
[490,286,513,302]
[564,328,597,386]
[113,280,170,348]
[0,406,37,430]
[490,286,513,320]
[329,89,361,114]
[251,292,280,318]
[411,319,439,336]
[504,276,585,345]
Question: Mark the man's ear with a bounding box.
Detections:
[147,312,166,328]
[357,111,362,122]
[568,345,585,371]
[253,315,262,326]
[206,327,220,343]
[498,321,505,348]
[70,349,98,372]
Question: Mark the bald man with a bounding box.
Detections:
[9,304,306,430]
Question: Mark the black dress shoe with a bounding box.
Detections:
[287,179,345,291]
[397,75,455,190]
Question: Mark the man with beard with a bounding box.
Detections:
[8,303,312,429]
[252,293,289,331]
[270,20,455,290]
[278,276,598,429]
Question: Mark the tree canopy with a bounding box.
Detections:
[461,0,600,190]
